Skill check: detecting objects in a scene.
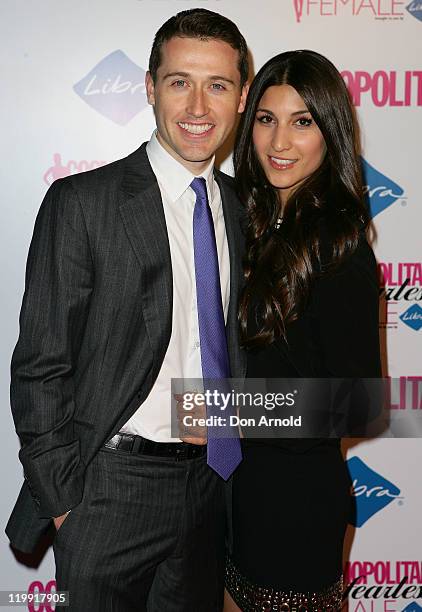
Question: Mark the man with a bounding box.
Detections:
[6,8,248,611]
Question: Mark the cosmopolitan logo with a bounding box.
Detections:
[293,0,406,22]
[74,50,147,125]
[27,580,57,612]
[345,561,422,585]
[347,456,403,527]
[361,159,404,217]
[44,153,107,185]
[379,262,421,329]
[406,0,422,21]
[344,562,422,609]
[385,377,422,410]
[341,70,422,107]
[379,263,422,296]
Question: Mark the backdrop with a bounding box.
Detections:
[1,1,421,610]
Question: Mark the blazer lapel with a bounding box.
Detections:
[215,171,246,379]
[118,148,245,380]
[118,144,173,372]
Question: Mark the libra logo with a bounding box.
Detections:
[406,0,422,22]
[347,456,403,527]
[400,304,422,331]
[402,604,422,612]
[73,50,148,125]
[361,158,404,217]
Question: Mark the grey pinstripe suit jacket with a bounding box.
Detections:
[6,143,246,553]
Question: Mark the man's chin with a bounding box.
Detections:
[176,148,216,165]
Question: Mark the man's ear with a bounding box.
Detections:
[145,71,155,106]
[237,82,249,114]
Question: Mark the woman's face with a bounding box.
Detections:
[252,84,327,205]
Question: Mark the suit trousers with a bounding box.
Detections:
[52,445,226,612]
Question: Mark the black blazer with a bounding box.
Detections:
[250,230,382,379]
[6,144,246,553]
[243,227,382,452]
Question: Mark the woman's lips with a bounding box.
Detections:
[268,155,298,170]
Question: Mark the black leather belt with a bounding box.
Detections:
[104,432,207,460]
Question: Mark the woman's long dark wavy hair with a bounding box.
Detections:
[235,50,369,348]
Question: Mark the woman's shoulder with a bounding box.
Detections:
[315,214,375,274]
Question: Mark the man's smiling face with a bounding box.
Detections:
[146,36,248,174]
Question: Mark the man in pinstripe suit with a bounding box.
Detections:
[6,8,248,612]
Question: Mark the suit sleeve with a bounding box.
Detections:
[10,178,94,518]
[313,237,381,378]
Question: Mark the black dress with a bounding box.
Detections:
[226,233,382,611]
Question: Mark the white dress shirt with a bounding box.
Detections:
[119,131,230,442]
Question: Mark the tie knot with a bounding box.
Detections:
[190,177,208,202]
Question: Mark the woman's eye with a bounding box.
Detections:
[295,117,313,127]
[256,114,274,124]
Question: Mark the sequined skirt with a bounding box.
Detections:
[225,557,343,612]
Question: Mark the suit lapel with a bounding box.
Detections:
[118,144,173,372]
[118,146,245,379]
[215,171,246,379]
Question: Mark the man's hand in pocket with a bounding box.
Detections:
[174,392,207,445]
[53,510,71,531]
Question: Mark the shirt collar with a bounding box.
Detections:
[146,130,215,203]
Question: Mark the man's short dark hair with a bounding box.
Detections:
[149,8,249,88]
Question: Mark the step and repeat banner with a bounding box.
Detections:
[1,0,421,610]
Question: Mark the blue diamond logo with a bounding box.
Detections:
[347,456,402,527]
[406,1,422,21]
[402,604,422,612]
[74,50,147,125]
[361,158,404,218]
[400,304,422,331]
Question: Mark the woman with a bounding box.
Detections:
[224,50,381,611]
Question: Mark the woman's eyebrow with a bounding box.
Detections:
[256,107,275,114]
[255,108,310,115]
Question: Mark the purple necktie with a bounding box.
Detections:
[191,177,242,480]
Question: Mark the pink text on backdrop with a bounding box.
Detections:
[341,70,422,106]
[293,0,405,21]
[345,561,422,585]
[385,377,422,410]
[44,153,108,185]
[379,262,422,287]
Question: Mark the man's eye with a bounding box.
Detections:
[172,80,187,88]
[211,83,225,91]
